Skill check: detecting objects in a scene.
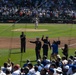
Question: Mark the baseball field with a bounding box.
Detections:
[0,23,76,66]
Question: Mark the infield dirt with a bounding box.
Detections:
[0,37,76,49]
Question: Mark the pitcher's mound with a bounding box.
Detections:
[12,28,48,32]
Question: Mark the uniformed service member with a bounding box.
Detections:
[30,37,41,60]
[20,32,26,53]
[41,35,51,57]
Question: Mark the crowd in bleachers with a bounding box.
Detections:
[0,55,76,75]
[0,0,76,21]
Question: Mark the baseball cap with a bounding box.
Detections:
[63,65,69,70]
[37,59,41,63]
[49,68,54,73]
[73,60,76,65]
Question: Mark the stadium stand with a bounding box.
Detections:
[1,54,76,75]
[0,0,76,23]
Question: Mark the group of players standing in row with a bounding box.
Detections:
[20,32,68,61]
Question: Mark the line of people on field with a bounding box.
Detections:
[20,32,68,61]
[29,34,68,61]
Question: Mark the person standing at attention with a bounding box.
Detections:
[20,32,26,53]
[30,37,42,60]
[41,35,51,57]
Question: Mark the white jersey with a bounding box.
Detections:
[35,18,38,24]
[12,69,20,75]
[35,17,38,29]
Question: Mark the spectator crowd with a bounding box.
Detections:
[0,0,76,22]
[0,55,76,75]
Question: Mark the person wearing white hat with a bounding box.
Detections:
[56,67,63,75]
[63,65,69,75]
[34,59,43,72]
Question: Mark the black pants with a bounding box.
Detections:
[21,43,25,53]
[43,49,48,57]
[62,52,68,59]
[35,50,41,60]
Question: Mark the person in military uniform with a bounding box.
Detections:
[41,35,51,57]
[20,32,26,53]
[30,37,42,60]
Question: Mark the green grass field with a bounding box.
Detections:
[0,23,76,66]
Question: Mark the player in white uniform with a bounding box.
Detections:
[35,17,38,29]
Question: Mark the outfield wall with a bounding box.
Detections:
[0,17,76,24]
